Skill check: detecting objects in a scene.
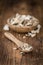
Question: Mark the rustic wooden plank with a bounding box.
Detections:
[0,1,43,65]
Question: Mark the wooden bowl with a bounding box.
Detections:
[7,20,37,33]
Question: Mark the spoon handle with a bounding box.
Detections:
[4,32,23,47]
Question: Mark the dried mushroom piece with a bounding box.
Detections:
[3,24,9,31]
[25,20,33,26]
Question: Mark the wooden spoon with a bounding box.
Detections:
[4,32,33,53]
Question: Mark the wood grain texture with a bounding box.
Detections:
[0,0,43,65]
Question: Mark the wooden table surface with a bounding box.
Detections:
[0,1,43,65]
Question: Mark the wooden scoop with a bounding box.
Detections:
[4,32,33,53]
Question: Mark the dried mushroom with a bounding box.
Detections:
[8,13,39,27]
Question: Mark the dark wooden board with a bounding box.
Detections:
[0,1,43,65]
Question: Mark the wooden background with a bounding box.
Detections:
[0,0,43,65]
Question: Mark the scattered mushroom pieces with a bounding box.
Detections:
[31,24,41,34]
[23,36,26,39]
[3,24,9,31]
[28,32,36,37]
[25,24,41,37]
